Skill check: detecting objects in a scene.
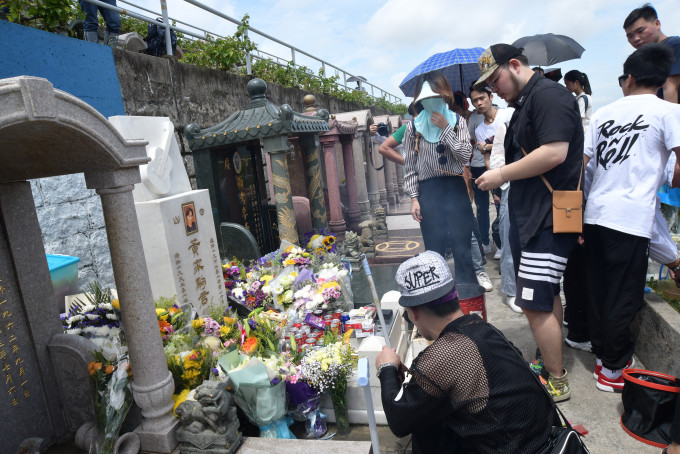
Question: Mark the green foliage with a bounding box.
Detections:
[647,277,680,314]
[179,14,256,72]
[250,59,404,113]
[154,295,178,309]
[4,0,83,33]
[120,15,148,37]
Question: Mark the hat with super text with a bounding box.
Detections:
[476,44,524,85]
[395,251,456,307]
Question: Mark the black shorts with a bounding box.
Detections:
[510,227,577,311]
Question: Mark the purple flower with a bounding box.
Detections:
[271,377,280,385]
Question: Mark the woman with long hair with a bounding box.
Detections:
[564,70,593,132]
[403,71,476,284]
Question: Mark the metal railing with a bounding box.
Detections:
[78,0,402,104]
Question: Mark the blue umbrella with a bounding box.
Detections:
[399,47,485,98]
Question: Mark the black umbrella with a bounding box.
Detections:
[512,33,585,66]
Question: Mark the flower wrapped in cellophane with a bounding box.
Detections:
[87,337,133,454]
[62,282,122,347]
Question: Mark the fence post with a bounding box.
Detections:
[160,0,173,56]
[245,29,252,75]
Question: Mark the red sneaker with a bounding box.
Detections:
[593,357,635,380]
[596,372,624,392]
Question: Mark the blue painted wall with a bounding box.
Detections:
[0,20,125,117]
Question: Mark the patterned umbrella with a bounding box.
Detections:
[399,47,485,98]
[512,34,585,66]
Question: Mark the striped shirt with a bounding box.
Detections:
[403,118,473,198]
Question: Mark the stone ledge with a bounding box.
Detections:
[634,291,680,377]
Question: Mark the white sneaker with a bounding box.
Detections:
[564,338,592,352]
[476,271,493,292]
[493,248,502,260]
[506,296,523,313]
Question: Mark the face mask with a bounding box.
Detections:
[420,97,445,114]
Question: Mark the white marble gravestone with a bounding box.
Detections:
[135,191,227,314]
[110,117,226,315]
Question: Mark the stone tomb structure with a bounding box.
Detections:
[334,110,385,214]
[0,76,177,452]
[109,116,227,315]
[186,79,330,248]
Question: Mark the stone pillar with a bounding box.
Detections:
[86,169,177,454]
[396,161,405,198]
[384,158,397,206]
[364,134,381,211]
[264,135,299,245]
[264,152,275,204]
[299,134,328,231]
[320,135,346,238]
[340,135,361,231]
[372,137,388,208]
[351,135,371,220]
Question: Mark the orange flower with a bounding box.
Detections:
[242,336,258,355]
[105,364,115,374]
[88,362,103,376]
[168,306,181,316]
[158,319,172,334]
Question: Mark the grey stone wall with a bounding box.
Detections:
[31,175,115,291]
[111,49,391,188]
[33,48,393,292]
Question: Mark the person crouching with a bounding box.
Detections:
[376,250,559,453]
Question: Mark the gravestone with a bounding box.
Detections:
[292,196,313,237]
[110,117,226,315]
[0,183,68,451]
[220,223,261,263]
[136,190,228,314]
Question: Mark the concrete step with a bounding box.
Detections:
[238,436,372,453]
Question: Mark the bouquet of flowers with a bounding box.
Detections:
[222,259,246,291]
[154,297,188,343]
[87,339,133,454]
[164,334,214,393]
[63,282,121,347]
[306,232,336,256]
[300,341,357,434]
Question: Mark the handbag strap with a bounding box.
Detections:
[520,147,582,193]
[488,324,574,431]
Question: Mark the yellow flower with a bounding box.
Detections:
[283,259,295,266]
[155,308,169,321]
[321,281,340,290]
[220,325,231,337]
[223,316,235,325]
[111,299,120,310]
[261,275,274,283]
[192,318,204,329]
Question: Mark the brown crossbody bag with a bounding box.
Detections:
[522,148,583,234]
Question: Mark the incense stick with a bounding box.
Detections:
[436,169,476,180]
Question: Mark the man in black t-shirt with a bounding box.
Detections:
[624,4,680,104]
[475,44,583,402]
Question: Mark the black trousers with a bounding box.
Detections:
[673,395,680,443]
[563,242,589,343]
[584,224,649,370]
[419,177,476,285]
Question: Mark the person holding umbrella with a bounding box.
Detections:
[404,71,477,285]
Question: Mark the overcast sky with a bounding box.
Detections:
[130,0,680,110]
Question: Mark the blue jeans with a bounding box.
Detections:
[471,233,484,273]
[80,0,121,33]
[471,166,490,246]
[500,186,516,297]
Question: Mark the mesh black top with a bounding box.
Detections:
[380,314,558,454]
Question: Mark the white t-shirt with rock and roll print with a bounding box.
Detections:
[584,94,680,239]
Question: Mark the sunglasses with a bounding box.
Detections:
[618,74,629,87]
[436,143,447,165]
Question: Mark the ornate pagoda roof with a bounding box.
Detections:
[185,78,330,151]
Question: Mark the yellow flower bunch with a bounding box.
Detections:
[191,318,204,329]
[172,389,191,417]
[156,308,169,321]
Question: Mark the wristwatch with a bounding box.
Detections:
[376,362,398,378]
